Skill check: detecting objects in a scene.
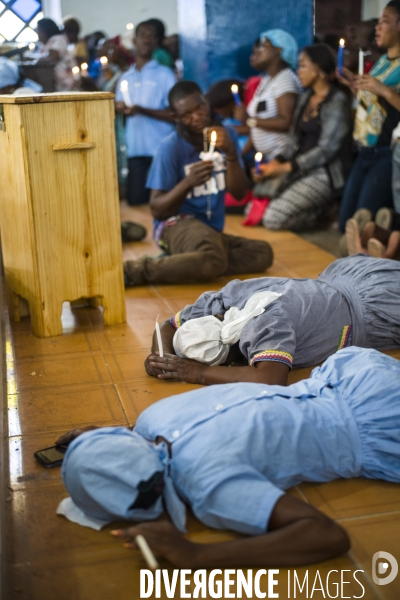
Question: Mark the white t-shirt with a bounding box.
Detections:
[247,68,301,160]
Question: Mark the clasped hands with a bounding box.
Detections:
[337,67,386,96]
[145,352,207,384]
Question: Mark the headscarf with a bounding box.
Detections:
[173,291,281,366]
[259,29,298,70]
[61,427,187,532]
[0,57,42,92]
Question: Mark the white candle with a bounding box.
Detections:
[209,130,217,155]
[126,22,134,30]
[120,80,132,107]
[358,49,364,75]
[80,62,88,77]
[100,56,108,67]
[72,66,80,81]
[28,42,35,51]
[135,534,159,571]
[155,315,164,358]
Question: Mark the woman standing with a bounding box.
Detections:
[338,0,400,231]
[253,44,353,231]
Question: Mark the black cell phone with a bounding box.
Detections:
[256,100,267,113]
[34,444,69,468]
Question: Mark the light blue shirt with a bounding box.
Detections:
[115,60,176,157]
[135,347,399,535]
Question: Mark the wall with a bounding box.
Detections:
[179,0,314,90]
[362,0,386,19]
[58,0,179,37]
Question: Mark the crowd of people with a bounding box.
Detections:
[2,4,400,570]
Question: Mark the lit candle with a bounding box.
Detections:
[254,151,263,175]
[231,83,241,106]
[120,80,132,107]
[72,66,80,81]
[135,535,159,571]
[338,39,345,77]
[28,42,35,51]
[358,48,364,75]
[126,22,134,30]
[209,130,217,155]
[155,315,164,358]
[100,56,108,68]
[80,62,88,78]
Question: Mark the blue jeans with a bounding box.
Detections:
[392,142,400,214]
[338,146,393,232]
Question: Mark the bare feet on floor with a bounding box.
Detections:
[345,219,366,255]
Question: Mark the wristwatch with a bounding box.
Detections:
[246,117,258,128]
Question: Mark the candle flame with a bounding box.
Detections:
[120,80,129,91]
[231,84,238,93]
[28,42,35,50]
[80,62,88,70]
[100,56,108,65]
[255,152,263,161]
[211,131,217,143]
[72,66,80,75]
[126,22,134,30]
[339,39,345,47]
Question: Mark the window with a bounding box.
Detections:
[0,0,42,43]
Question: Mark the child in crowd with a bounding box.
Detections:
[123,81,273,286]
[338,0,400,232]
[58,346,400,568]
[115,21,176,205]
[145,255,400,387]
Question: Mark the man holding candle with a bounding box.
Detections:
[123,81,273,286]
[115,21,176,206]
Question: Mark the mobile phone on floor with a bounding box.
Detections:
[34,444,69,468]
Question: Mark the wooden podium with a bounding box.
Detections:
[0,92,126,337]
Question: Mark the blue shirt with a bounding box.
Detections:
[146,128,243,234]
[134,347,400,535]
[115,61,176,157]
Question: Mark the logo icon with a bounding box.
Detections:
[372,551,398,586]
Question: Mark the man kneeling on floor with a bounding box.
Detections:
[123,81,273,286]
[58,347,400,568]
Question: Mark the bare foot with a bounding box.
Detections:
[385,230,400,259]
[367,238,385,258]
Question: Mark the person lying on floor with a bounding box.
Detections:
[145,254,400,386]
[58,347,400,568]
[123,80,273,287]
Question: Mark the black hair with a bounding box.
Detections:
[386,1,400,18]
[37,18,60,40]
[301,43,337,77]
[135,20,158,37]
[207,79,243,109]
[63,17,80,35]
[147,18,166,41]
[168,80,202,109]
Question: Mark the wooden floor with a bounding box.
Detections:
[5,205,400,600]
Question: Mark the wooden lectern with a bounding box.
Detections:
[0,92,126,337]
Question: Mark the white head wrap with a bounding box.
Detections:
[173,291,281,366]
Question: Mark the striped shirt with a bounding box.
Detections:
[247,68,301,160]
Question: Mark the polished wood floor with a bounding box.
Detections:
[5,205,400,599]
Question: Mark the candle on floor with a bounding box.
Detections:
[155,315,164,358]
[135,535,159,570]
[120,80,132,107]
[209,130,217,155]
[72,66,80,81]
[338,39,345,76]
[231,84,241,106]
[255,152,263,175]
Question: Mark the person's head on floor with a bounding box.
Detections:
[169,80,211,135]
[62,427,166,522]
[253,29,298,73]
[63,16,81,44]
[207,79,243,120]
[376,1,400,50]
[37,18,60,44]
[297,43,337,89]
[134,21,159,60]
